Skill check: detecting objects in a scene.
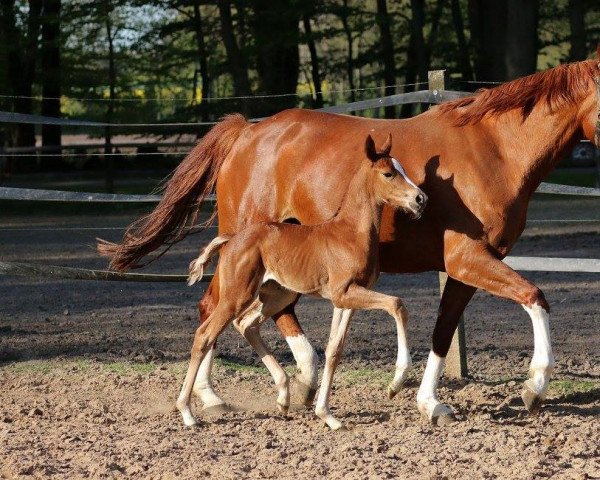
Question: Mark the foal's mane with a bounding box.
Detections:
[438,59,599,126]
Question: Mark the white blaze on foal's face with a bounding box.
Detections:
[391,157,419,189]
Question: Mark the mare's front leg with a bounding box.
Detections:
[332,284,412,399]
[416,276,476,424]
[425,244,555,420]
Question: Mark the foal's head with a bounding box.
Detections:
[365,133,427,219]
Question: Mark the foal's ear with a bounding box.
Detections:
[365,134,378,161]
[380,133,392,156]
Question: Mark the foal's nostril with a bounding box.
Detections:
[416,194,425,205]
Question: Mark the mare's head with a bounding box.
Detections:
[365,133,427,219]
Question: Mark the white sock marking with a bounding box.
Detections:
[416,351,452,420]
[286,334,318,388]
[522,302,554,396]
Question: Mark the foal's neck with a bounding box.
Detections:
[333,163,383,238]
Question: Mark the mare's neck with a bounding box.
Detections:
[334,164,383,237]
[491,82,596,194]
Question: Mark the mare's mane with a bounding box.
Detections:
[438,59,599,126]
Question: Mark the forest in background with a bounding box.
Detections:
[0,0,598,172]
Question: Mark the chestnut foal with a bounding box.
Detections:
[177,134,427,430]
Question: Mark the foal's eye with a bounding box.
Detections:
[383,172,394,178]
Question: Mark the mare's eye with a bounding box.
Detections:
[383,172,394,178]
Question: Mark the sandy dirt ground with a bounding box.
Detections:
[0,195,599,479]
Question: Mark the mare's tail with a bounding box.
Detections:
[187,235,232,286]
[97,114,248,271]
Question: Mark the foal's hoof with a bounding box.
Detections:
[387,385,398,400]
[277,403,290,416]
[294,377,317,407]
[333,424,350,433]
[202,403,232,416]
[521,386,543,415]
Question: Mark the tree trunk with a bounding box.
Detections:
[339,0,356,103]
[450,0,473,81]
[401,0,426,117]
[193,1,211,122]
[41,0,62,170]
[104,2,115,193]
[250,0,300,115]
[376,0,396,118]
[468,0,507,81]
[0,0,41,153]
[302,13,323,108]
[505,0,538,79]
[568,0,586,61]
[218,0,251,114]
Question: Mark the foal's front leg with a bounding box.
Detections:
[333,284,412,399]
[315,307,354,430]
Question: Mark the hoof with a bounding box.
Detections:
[277,403,289,416]
[294,377,317,407]
[332,424,350,432]
[432,411,456,426]
[387,385,398,400]
[201,403,231,416]
[521,387,543,415]
[420,403,456,426]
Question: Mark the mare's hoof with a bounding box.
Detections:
[420,403,456,426]
[294,377,317,407]
[521,387,543,415]
[432,412,456,426]
[202,403,231,416]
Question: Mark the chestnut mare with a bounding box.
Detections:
[99,58,600,424]
[177,134,426,429]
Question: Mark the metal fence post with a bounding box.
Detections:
[428,69,468,379]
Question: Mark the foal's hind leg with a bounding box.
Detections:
[233,283,299,414]
[176,301,239,426]
[193,275,228,412]
[234,307,291,415]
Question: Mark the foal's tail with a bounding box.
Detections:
[97,114,248,271]
[187,235,232,286]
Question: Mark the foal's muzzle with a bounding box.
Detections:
[409,191,428,219]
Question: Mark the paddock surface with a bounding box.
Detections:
[0,194,599,478]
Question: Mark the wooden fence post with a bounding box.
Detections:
[428,69,468,379]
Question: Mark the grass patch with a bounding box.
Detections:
[102,361,156,375]
[338,366,390,388]
[548,379,598,397]
[215,358,268,375]
[4,360,56,374]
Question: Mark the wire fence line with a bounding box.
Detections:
[0,81,433,103]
